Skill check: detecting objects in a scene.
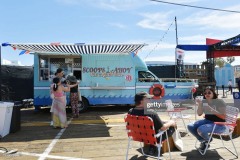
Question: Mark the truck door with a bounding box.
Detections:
[136,71,159,94]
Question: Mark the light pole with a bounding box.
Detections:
[0,45,2,101]
[175,16,178,78]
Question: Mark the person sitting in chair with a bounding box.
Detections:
[128,92,177,155]
[187,86,226,151]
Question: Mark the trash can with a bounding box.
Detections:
[10,101,22,133]
[0,102,14,138]
[233,92,240,110]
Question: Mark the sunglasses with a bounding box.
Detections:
[144,98,151,100]
[204,91,212,95]
[205,86,212,89]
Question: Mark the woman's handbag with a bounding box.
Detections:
[172,128,183,151]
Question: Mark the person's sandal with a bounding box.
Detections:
[148,146,156,155]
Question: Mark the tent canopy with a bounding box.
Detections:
[2,43,146,55]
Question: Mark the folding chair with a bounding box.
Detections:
[195,105,239,158]
[166,99,191,133]
[124,114,172,160]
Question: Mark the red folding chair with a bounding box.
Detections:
[124,114,172,160]
[195,105,239,158]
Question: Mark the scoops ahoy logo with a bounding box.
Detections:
[83,67,133,78]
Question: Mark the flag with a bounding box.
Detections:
[175,48,185,60]
[1,42,10,47]
[19,50,26,55]
[74,43,85,45]
[25,50,30,54]
[19,50,30,55]
[50,42,60,46]
[131,50,138,57]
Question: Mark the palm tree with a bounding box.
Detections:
[214,58,225,68]
[226,57,235,64]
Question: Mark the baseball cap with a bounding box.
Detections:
[134,92,153,103]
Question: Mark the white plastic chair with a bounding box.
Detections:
[166,99,191,133]
[195,105,239,158]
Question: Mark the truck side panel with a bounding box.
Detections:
[80,54,136,105]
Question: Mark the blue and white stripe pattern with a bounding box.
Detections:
[9,43,146,55]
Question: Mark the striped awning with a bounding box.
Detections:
[3,43,146,55]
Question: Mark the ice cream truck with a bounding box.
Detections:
[3,43,198,112]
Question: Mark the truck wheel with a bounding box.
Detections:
[78,97,89,113]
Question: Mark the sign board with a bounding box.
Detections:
[233,92,240,110]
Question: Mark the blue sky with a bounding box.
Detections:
[1,0,240,66]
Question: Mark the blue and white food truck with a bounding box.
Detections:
[3,43,198,111]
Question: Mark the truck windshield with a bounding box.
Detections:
[138,71,159,82]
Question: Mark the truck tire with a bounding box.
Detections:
[78,97,89,113]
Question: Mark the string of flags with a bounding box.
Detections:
[144,19,174,60]
[50,42,61,46]
[19,50,30,55]
[17,42,62,55]
[2,42,54,55]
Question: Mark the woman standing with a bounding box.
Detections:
[51,77,70,128]
[67,76,80,118]
[50,68,65,126]
[187,86,226,151]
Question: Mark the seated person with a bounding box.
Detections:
[187,86,226,151]
[128,92,177,155]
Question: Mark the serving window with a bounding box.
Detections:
[39,56,49,80]
[39,56,82,81]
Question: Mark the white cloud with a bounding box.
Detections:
[56,0,148,11]
[140,42,176,61]
[109,23,127,29]
[97,0,147,11]
[143,41,175,51]
[144,55,175,62]
[175,0,200,2]
[142,50,207,64]
[182,5,240,30]
[179,35,210,44]
[150,0,201,5]
[56,0,201,11]
[55,0,80,5]
[137,12,172,30]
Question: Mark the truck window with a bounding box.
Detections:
[39,56,49,81]
[138,71,158,82]
[39,56,82,81]
[50,58,72,78]
[72,58,82,80]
